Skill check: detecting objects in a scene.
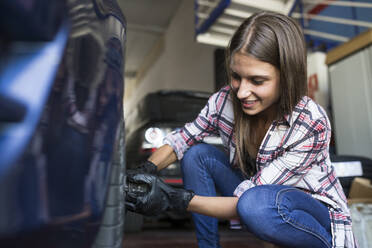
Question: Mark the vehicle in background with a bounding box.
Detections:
[0,0,126,247]
[125,90,223,231]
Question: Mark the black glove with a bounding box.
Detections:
[125,173,195,216]
[128,160,158,175]
[125,173,169,216]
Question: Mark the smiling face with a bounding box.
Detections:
[230,52,280,118]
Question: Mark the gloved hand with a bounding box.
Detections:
[125,173,195,216]
[125,173,169,216]
[127,160,158,176]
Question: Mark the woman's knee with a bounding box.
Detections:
[236,185,281,228]
[237,186,264,221]
[181,143,217,171]
[183,143,211,159]
[236,185,286,243]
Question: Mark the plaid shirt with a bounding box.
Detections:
[164,86,357,248]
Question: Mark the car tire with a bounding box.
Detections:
[92,120,126,248]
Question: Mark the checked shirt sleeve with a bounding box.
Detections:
[234,118,330,197]
[163,93,220,160]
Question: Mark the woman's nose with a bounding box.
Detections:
[237,80,252,99]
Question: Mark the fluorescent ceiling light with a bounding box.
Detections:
[210,25,235,35]
[302,0,372,8]
[196,32,230,47]
[292,13,372,28]
[303,29,349,42]
[231,0,285,11]
[224,8,252,18]
[217,17,242,27]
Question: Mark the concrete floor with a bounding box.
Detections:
[123,220,279,248]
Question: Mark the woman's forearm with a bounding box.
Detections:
[149,145,239,219]
[148,144,178,170]
[187,195,239,219]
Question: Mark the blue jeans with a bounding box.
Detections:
[181,144,332,248]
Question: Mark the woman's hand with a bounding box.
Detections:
[127,161,158,176]
[125,173,195,216]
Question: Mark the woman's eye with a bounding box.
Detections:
[231,72,241,81]
[252,78,264,85]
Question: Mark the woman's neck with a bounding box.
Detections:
[257,103,278,125]
[246,117,273,159]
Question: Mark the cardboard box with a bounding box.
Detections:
[348,177,372,205]
[348,178,372,248]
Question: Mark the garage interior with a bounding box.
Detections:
[0,0,371,247]
[117,0,372,247]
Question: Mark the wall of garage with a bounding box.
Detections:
[125,0,216,115]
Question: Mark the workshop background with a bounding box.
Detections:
[121,0,372,158]
[120,0,372,247]
[0,0,371,248]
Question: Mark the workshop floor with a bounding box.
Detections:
[123,220,278,248]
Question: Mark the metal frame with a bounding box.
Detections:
[291,0,372,50]
[194,0,372,50]
[195,0,231,35]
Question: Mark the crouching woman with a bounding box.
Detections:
[125,11,357,248]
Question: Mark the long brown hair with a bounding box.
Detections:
[226,12,308,176]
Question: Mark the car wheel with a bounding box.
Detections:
[92,120,126,248]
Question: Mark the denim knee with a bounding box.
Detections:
[236,185,279,239]
[237,186,267,227]
[236,185,332,248]
[181,143,216,172]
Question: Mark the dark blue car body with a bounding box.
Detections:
[0,0,126,247]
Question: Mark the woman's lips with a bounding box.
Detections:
[242,100,258,108]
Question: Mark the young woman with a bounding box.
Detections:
[125,11,357,248]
